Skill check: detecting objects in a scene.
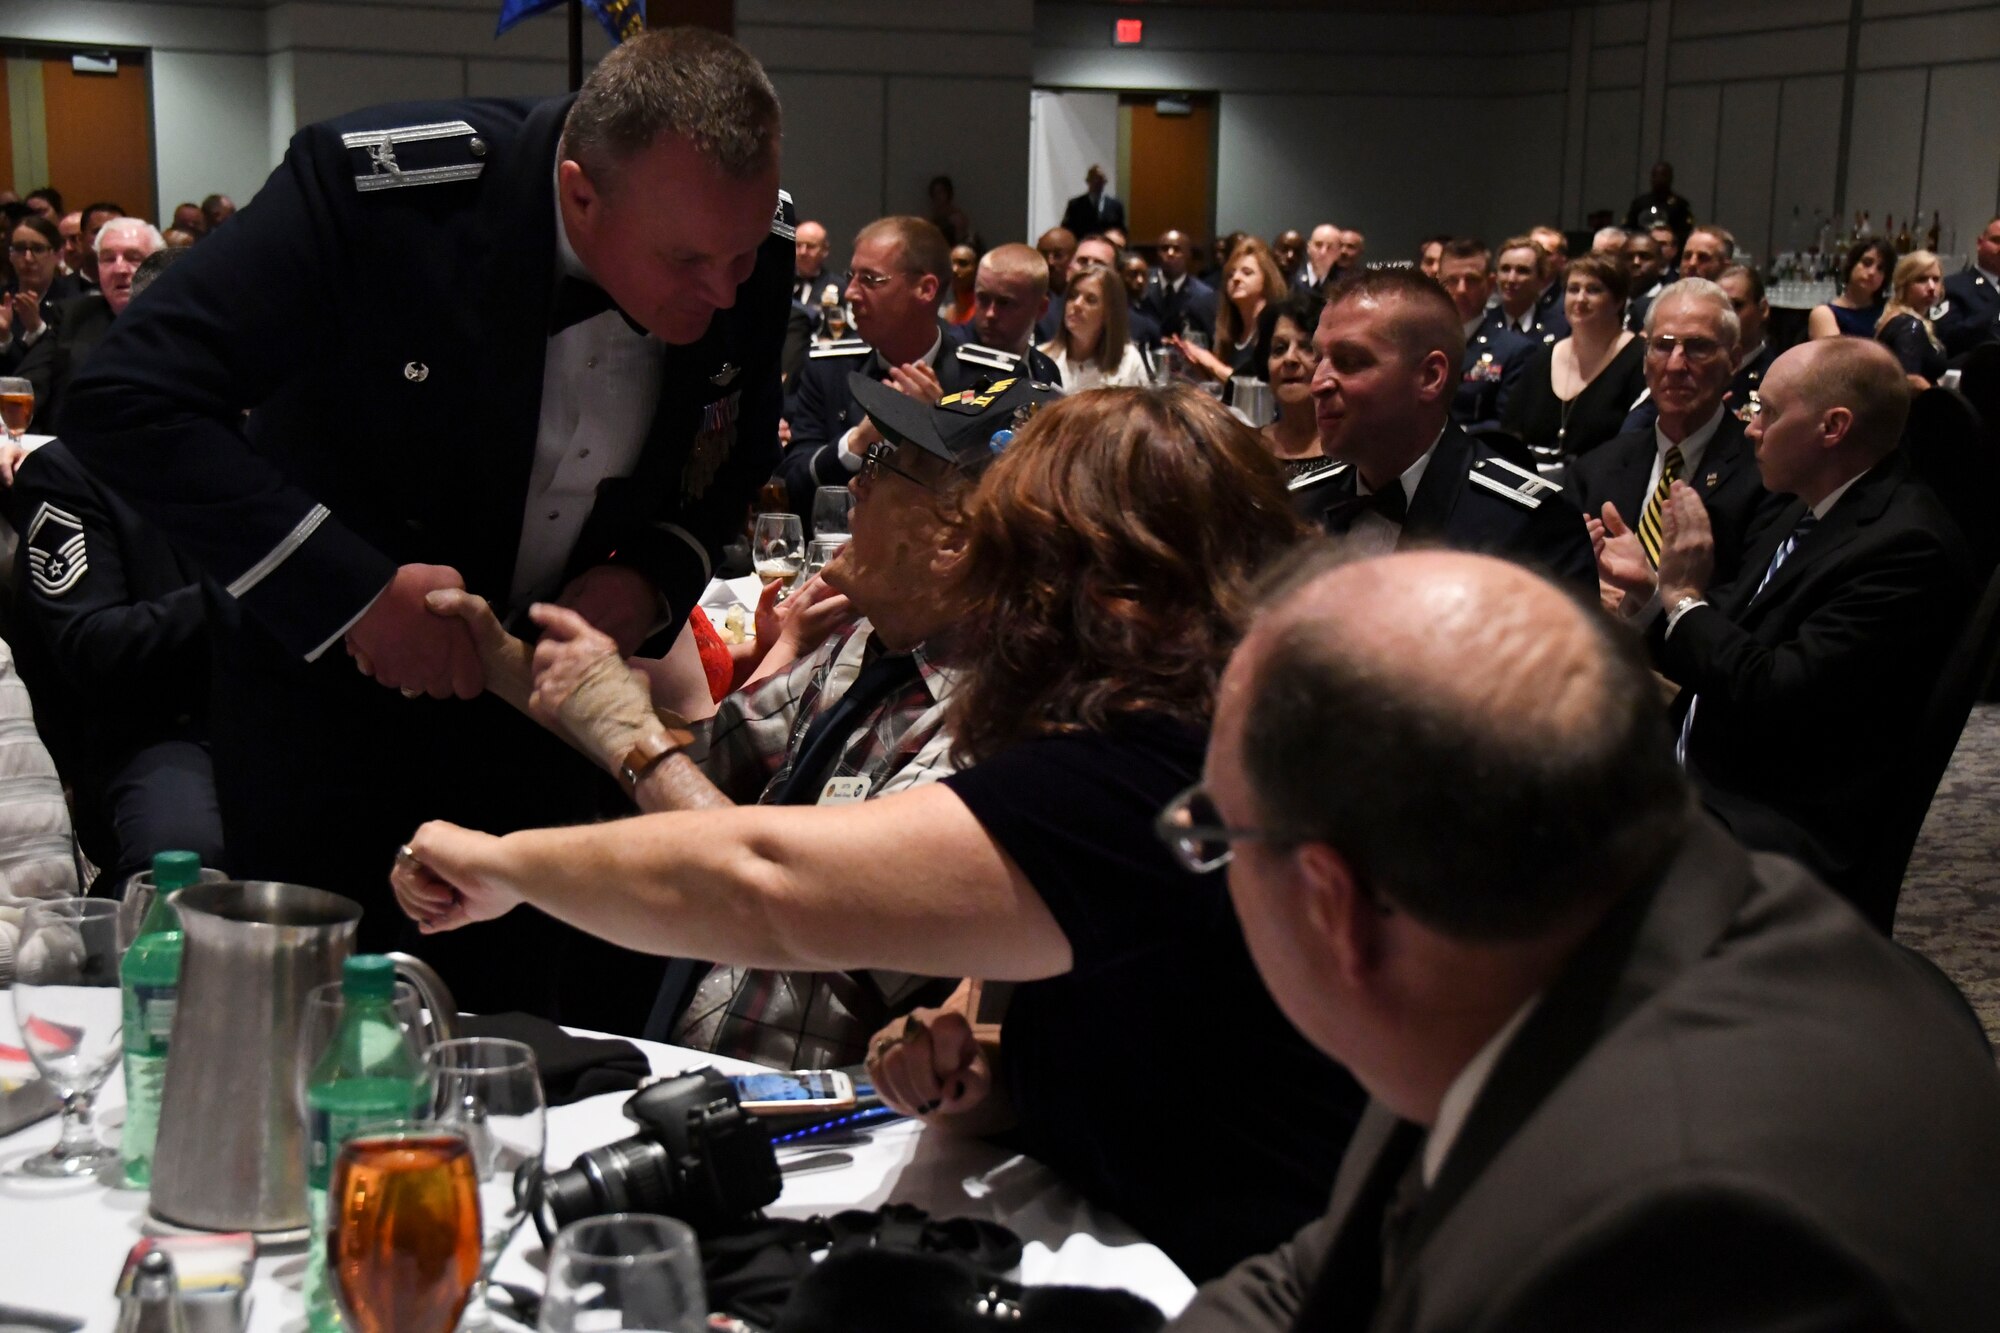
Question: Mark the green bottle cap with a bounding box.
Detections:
[341,954,397,1000]
[151,850,203,893]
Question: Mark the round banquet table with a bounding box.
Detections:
[0,1027,1195,1330]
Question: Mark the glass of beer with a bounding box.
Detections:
[539,1214,707,1333]
[751,512,804,601]
[0,377,32,441]
[330,1122,483,1333]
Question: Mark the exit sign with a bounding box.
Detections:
[1113,18,1144,45]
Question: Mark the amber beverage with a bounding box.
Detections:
[329,1128,483,1333]
[0,391,32,439]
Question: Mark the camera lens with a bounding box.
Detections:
[529,1135,678,1242]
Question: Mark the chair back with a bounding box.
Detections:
[1902,388,1997,574]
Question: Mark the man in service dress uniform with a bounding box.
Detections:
[59,28,792,1026]
[1297,269,1595,592]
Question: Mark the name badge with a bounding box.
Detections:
[818,776,872,804]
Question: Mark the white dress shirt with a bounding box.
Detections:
[1346,430,1441,558]
[509,183,668,608]
[1422,998,1538,1185]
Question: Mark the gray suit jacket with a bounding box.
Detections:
[1171,816,2000,1332]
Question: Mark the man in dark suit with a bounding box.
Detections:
[1937,213,1999,357]
[1612,337,1975,927]
[1058,164,1124,241]
[1144,229,1215,339]
[1172,546,2000,1333]
[1625,159,1694,241]
[1576,279,1782,596]
[1297,268,1595,592]
[60,28,792,1025]
[17,217,163,429]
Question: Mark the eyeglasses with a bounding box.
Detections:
[7,243,51,256]
[1153,783,1298,874]
[1644,334,1727,363]
[860,438,939,492]
[845,269,902,291]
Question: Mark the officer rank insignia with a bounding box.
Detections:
[26,502,87,598]
[340,121,486,193]
[1469,456,1564,509]
[684,391,741,501]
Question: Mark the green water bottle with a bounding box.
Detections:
[118,849,202,1187]
[302,955,430,1333]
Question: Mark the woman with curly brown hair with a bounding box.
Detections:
[391,386,1361,1282]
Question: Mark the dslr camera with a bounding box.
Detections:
[528,1067,782,1241]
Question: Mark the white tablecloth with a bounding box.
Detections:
[0,1029,1193,1330]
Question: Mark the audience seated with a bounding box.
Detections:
[1502,253,1648,458]
[1415,233,1447,281]
[1253,292,1334,488]
[947,243,1060,384]
[1040,267,1150,390]
[1877,250,1949,389]
[1938,213,2000,357]
[1301,223,1344,291]
[1678,224,1734,280]
[1574,279,1784,602]
[1173,236,1284,388]
[1070,233,1160,349]
[1622,228,1667,332]
[1293,268,1594,591]
[1486,235,1555,342]
[1168,545,2000,1332]
[792,218,837,315]
[925,175,975,249]
[1032,226,1076,342]
[1142,228,1215,340]
[1528,223,1571,336]
[3,216,84,372]
[1808,238,1893,340]
[1598,337,1975,927]
[395,385,1364,1282]
[1436,238,1534,435]
[1271,228,1304,284]
[16,217,162,429]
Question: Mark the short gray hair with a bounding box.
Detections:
[94,217,165,253]
[1644,276,1740,350]
[561,26,780,185]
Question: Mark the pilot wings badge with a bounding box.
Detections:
[26,502,88,598]
[684,391,742,501]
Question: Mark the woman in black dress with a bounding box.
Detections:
[1501,253,1648,458]
[1876,249,1948,389]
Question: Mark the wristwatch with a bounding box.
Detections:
[618,708,697,790]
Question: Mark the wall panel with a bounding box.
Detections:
[1582,87,1643,218]
[1921,61,2000,256]
[1714,80,1780,260]
[1769,74,1843,260]
[763,72,883,253]
[1846,68,1928,228]
[1660,83,1722,221]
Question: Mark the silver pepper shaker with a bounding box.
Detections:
[115,1250,189,1333]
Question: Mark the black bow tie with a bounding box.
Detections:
[1320,477,1409,532]
[550,275,647,337]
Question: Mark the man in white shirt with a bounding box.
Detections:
[1169,544,2000,1332]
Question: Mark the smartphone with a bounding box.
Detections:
[729,1069,855,1115]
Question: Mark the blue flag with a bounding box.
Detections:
[496,0,644,46]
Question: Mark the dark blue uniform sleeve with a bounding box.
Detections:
[57,124,397,661]
[13,453,207,701]
[777,358,859,515]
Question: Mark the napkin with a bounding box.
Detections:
[455,1012,652,1106]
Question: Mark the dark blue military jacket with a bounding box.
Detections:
[1297,424,1596,592]
[1454,311,1538,434]
[60,96,791,661]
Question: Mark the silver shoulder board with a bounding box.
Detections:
[1480,453,1564,494]
[772,187,796,242]
[1287,462,1351,492]
[1469,470,1543,508]
[956,343,1020,372]
[810,340,870,359]
[341,121,483,192]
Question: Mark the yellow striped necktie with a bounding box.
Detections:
[1638,444,1685,567]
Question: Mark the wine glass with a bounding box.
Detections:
[330,1122,482,1333]
[426,1038,544,1332]
[10,898,125,1177]
[751,513,805,599]
[539,1214,707,1333]
[805,536,846,578]
[811,486,854,540]
[0,377,32,442]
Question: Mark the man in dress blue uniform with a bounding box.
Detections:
[1485,235,1560,344]
[1938,214,2000,358]
[946,243,1064,381]
[58,27,792,1025]
[1529,224,1571,339]
[1436,239,1534,436]
[780,219,1055,519]
[1296,269,1595,592]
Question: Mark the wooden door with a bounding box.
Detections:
[42,57,154,224]
[1123,94,1215,248]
